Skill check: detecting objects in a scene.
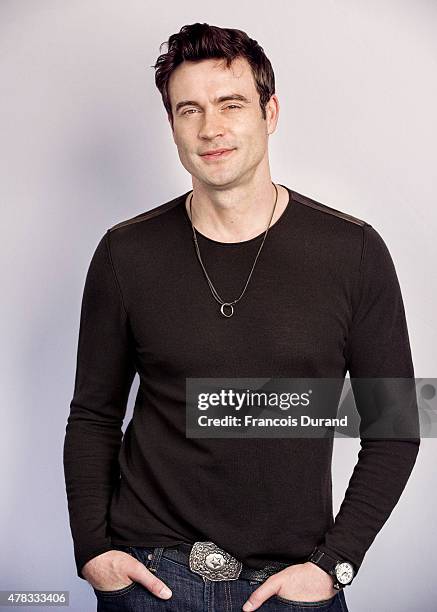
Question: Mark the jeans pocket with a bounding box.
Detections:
[93,581,138,597]
[93,545,139,597]
[272,592,338,607]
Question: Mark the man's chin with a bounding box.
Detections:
[194,171,241,189]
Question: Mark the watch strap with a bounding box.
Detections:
[308,547,338,575]
[307,547,353,590]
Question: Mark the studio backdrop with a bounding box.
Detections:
[0,2,436,611]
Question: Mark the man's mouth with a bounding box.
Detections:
[200,148,235,160]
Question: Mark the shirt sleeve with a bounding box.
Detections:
[317,224,420,576]
[63,230,137,580]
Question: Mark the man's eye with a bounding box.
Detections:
[182,105,241,116]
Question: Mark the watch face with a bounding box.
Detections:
[335,562,354,584]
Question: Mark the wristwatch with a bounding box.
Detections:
[307,547,355,590]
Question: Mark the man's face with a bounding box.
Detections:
[167,56,278,189]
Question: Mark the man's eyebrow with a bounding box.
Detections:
[175,94,251,113]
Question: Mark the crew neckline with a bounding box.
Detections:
[180,184,293,247]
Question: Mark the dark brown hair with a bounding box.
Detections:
[152,23,275,128]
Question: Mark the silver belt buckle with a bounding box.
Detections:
[189,541,243,581]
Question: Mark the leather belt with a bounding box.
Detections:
[158,541,292,583]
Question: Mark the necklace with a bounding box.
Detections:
[188,181,279,317]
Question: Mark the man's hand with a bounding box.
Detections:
[81,550,172,599]
[242,561,337,611]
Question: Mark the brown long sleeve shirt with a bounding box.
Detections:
[63,185,420,580]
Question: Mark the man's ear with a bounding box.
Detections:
[266,94,280,136]
[168,113,175,139]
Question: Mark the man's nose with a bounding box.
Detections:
[198,110,225,139]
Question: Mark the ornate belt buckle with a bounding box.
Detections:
[189,541,243,581]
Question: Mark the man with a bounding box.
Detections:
[63,22,420,611]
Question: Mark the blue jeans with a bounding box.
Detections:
[93,545,350,611]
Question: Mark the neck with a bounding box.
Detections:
[185,179,289,244]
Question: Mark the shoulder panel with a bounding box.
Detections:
[108,192,187,233]
[291,189,367,227]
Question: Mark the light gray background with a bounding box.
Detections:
[1,1,435,611]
